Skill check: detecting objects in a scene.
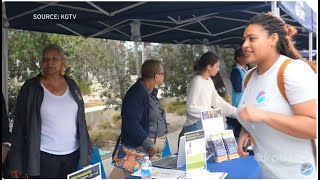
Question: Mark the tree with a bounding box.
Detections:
[159,43,205,98]
[70,38,139,108]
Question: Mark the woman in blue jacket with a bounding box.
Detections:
[227,48,250,138]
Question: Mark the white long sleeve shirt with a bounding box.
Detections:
[184,75,236,126]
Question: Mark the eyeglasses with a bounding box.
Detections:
[156,71,166,75]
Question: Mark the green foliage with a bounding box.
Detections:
[97,120,113,129]
[175,106,186,116]
[7,29,237,116]
[116,120,122,129]
[112,112,121,122]
[159,44,205,98]
[7,84,21,122]
[156,44,236,99]
[72,39,137,108]
[163,99,186,116]
[76,79,91,95]
[89,129,119,148]
[163,104,175,113]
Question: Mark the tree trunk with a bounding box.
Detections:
[209,45,232,100]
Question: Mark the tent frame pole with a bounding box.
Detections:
[309,32,313,61]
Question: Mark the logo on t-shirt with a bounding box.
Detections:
[300,162,313,175]
[256,91,266,103]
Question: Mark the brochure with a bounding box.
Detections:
[201,109,225,135]
[210,132,228,162]
[131,167,186,179]
[201,109,225,160]
[222,130,240,160]
[177,171,228,179]
[185,130,206,178]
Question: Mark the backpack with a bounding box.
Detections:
[243,58,317,167]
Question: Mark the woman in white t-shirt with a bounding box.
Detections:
[181,52,236,135]
[237,13,317,178]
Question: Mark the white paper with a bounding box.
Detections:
[201,109,225,136]
[131,167,186,179]
[177,170,228,179]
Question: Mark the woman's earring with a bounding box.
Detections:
[61,68,65,76]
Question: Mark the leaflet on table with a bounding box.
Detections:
[177,171,228,179]
[209,132,228,162]
[201,108,225,135]
[131,167,185,179]
[67,163,101,179]
[185,129,206,178]
[221,130,240,160]
[201,109,225,160]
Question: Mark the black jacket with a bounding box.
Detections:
[8,75,92,176]
[120,79,150,148]
[2,92,11,143]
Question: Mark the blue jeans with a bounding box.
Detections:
[178,121,203,150]
[183,120,203,133]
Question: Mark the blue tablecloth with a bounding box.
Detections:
[205,155,260,179]
[127,155,261,179]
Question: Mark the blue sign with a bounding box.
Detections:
[278,1,317,33]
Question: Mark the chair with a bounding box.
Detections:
[78,145,108,179]
[91,145,108,179]
[161,136,171,158]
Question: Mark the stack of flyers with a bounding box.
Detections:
[221,130,240,160]
[210,133,228,162]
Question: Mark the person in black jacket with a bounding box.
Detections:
[8,44,92,179]
[2,92,11,175]
[109,60,168,179]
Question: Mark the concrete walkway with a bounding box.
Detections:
[102,129,182,178]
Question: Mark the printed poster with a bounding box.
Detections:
[201,109,225,160]
[185,130,206,178]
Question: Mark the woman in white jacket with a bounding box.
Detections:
[182,52,237,134]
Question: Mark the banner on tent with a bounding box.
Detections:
[278,1,317,32]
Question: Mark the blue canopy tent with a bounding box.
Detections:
[278,1,317,60]
[2,1,317,101]
[2,1,316,46]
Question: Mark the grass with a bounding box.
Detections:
[97,120,113,129]
[89,112,122,148]
[89,129,119,148]
[163,104,175,113]
[112,112,121,122]
[176,106,186,116]
[163,99,186,116]
[116,120,122,129]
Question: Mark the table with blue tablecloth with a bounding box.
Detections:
[127,155,261,179]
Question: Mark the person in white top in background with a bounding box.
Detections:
[237,12,317,178]
[179,52,237,139]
